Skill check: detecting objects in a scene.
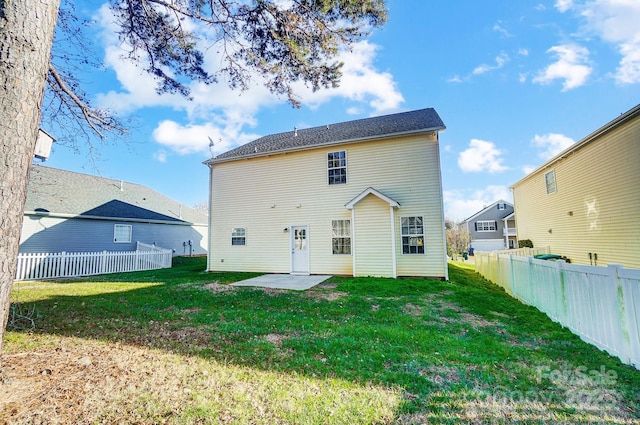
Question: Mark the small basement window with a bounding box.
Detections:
[114,224,132,243]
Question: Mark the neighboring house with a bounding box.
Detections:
[461,200,516,252]
[204,108,448,279]
[20,165,208,256]
[511,103,640,269]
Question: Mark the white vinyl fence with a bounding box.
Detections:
[16,243,172,281]
[475,251,640,370]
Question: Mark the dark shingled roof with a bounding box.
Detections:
[25,165,208,224]
[208,108,445,163]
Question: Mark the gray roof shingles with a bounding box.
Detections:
[209,108,445,162]
[25,165,208,224]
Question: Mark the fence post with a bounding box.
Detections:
[620,270,640,369]
[508,254,515,296]
[100,250,106,274]
[61,251,67,279]
[608,264,634,365]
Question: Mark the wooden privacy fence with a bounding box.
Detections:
[475,251,640,370]
[16,244,172,281]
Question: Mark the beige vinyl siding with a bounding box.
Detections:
[208,133,446,277]
[353,195,393,277]
[513,113,640,269]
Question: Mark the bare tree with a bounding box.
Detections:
[445,219,471,259]
[0,0,387,365]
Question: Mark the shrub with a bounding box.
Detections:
[518,239,533,248]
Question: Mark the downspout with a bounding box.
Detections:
[435,132,449,280]
[351,208,356,277]
[390,205,397,278]
[206,162,214,272]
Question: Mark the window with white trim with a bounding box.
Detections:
[331,220,351,255]
[401,216,425,254]
[114,224,132,243]
[476,220,497,232]
[497,203,507,210]
[545,170,557,194]
[231,228,246,246]
[328,151,347,185]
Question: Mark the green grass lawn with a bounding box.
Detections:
[3,257,639,424]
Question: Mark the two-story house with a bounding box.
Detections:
[204,108,448,279]
[511,103,640,268]
[460,200,516,252]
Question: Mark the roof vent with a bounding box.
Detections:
[294,127,298,137]
[120,180,124,191]
[254,146,258,153]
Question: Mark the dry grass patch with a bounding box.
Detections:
[402,303,425,317]
[305,290,348,302]
[262,333,287,347]
[202,281,236,293]
[1,335,402,425]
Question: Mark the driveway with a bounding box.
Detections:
[231,274,332,290]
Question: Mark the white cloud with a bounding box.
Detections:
[152,119,260,156]
[533,44,592,90]
[444,186,513,221]
[473,53,509,75]
[447,75,463,83]
[555,0,575,13]
[578,0,640,84]
[295,41,404,113]
[532,133,575,160]
[518,48,529,56]
[493,23,512,38]
[153,150,168,163]
[522,164,538,174]
[458,139,509,173]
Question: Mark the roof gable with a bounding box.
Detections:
[81,200,184,222]
[345,187,400,210]
[461,199,513,223]
[208,108,445,163]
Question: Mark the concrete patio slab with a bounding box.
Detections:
[231,274,332,291]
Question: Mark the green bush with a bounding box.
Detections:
[518,239,533,248]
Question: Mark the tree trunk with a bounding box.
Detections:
[0,0,60,367]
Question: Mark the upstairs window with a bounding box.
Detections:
[114,224,132,243]
[401,216,425,254]
[476,220,497,232]
[331,220,351,255]
[231,228,246,246]
[328,151,347,185]
[545,170,557,194]
[497,203,507,210]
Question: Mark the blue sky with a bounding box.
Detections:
[42,0,640,221]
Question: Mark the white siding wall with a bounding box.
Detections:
[208,133,447,278]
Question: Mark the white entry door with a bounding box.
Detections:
[291,225,309,275]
